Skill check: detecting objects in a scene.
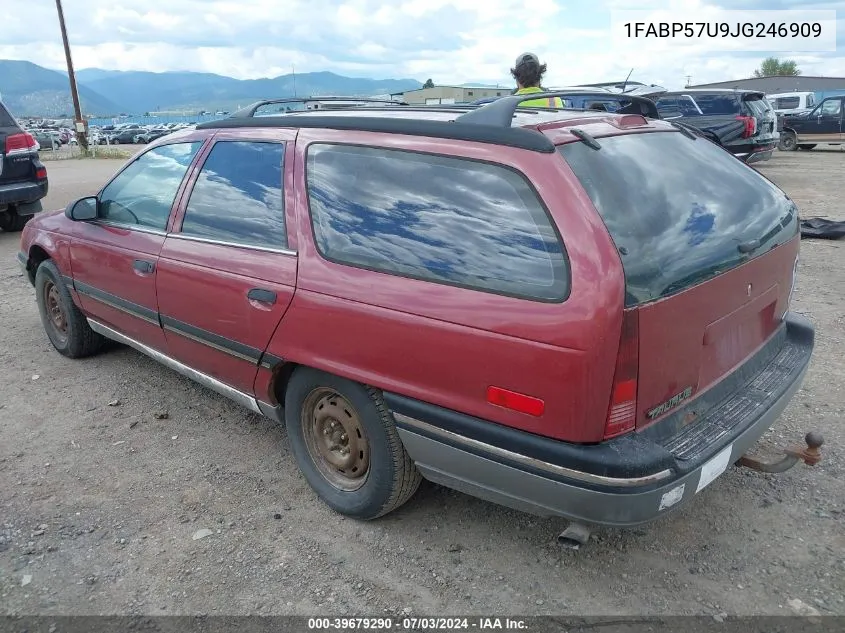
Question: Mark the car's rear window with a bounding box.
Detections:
[773,96,800,110]
[558,131,798,306]
[692,93,742,114]
[744,96,771,117]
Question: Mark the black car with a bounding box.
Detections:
[0,101,48,232]
[778,95,844,151]
[654,90,779,164]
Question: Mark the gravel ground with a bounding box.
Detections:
[1,150,843,618]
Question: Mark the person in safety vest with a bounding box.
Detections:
[510,53,563,108]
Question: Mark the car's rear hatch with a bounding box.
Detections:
[558,128,799,430]
[0,102,37,185]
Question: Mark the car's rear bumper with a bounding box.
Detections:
[0,180,48,209]
[733,141,778,164]
[386,311,814,527]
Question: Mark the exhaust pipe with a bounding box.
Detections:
[557,522,592,549]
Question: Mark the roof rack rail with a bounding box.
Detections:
[229,96,409,118]
[455,91,661,126]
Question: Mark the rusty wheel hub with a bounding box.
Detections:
[44,281,68,343]
[303,389,370,491]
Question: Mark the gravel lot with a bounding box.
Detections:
[1,150,843,618]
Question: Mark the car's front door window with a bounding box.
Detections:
[820,99,841,117]
[99,142,202,231]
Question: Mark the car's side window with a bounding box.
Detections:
[820,99,842,116]
[99,142,202,231]
[180,140,286,250]
[305,143,568,302]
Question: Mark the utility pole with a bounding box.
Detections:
[292,64,297,97]
[55,0,88,150]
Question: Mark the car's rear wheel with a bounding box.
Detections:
[797,144,817,151]
[35,260,105,358]
[284,367,422,519]
[111,138,120,145]
[0,209,31,232]
[779,131,797,151]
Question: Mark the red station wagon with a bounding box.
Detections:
[17,94,820,541]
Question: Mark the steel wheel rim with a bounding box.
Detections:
[43,281,68,344]
[301,388,370,491]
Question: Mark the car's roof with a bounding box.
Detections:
[662,88,764,96]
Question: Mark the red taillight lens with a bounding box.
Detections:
[736,115,756,138]
[36,166,47,179]
[604,309,639,439]
[5,132,37,154]
[487,386,545,417]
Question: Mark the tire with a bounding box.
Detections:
[34,260,105,359]
[111,138,119,145]
[779,131,797,151]
[0,210,32,232]
[284,367,422,519]
[797,144,817,151]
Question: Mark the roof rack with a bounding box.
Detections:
[229,96,408,117]
[454,91,661,126]
[195,91,665,154]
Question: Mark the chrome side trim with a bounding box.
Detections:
[162,323,256,364]
[166,233,297,256]
[93,220,167,236]
[392,412,673,488]
[87,319,262,415]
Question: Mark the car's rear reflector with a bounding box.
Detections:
[487,386,545,417]
[5,132,37,155]
[604,309,639,439]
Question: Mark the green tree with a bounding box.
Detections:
[422,78,435,89]
[753,57,801,77]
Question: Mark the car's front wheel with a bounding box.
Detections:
[34,260,105,358]
[779,130,797,151]
[284,367,422,520]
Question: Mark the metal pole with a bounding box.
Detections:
[55,0,88,151]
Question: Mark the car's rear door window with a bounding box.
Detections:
[179,140,286,250]
[305,144,568,302]
[558,131,798,306]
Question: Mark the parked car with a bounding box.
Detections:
[106,126,143,144]
[133,127,172,144]
[654,89,779,163]
[0,100,48,232]
[17,94,819,534]
[766,91,816,116]
[29,129,61,151]
[778,95,844,151]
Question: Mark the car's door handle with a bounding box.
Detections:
[133,259,155,274]
[247,288,277,305]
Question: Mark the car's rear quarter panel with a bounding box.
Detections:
[263,128,626,442]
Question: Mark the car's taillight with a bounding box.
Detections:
[736,115,757,138]
[604,308,639,439]
[5,132,37,154]
[36,166,47,180]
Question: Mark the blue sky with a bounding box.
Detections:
[3,0,843,89]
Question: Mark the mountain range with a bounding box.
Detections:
[0,60,424,117]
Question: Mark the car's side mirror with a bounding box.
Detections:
[65,196,99,221]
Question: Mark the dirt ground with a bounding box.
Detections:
[1,150,843,618]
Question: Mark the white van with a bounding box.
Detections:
[766,92,816,115]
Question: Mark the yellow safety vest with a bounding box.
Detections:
[516,87,563,108]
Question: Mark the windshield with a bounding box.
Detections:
[558,131,799,306]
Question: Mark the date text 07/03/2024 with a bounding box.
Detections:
[307,617,529,631]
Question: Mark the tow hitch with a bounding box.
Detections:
[737,432,824,474]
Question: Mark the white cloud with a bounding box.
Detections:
[2,0,843,88]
